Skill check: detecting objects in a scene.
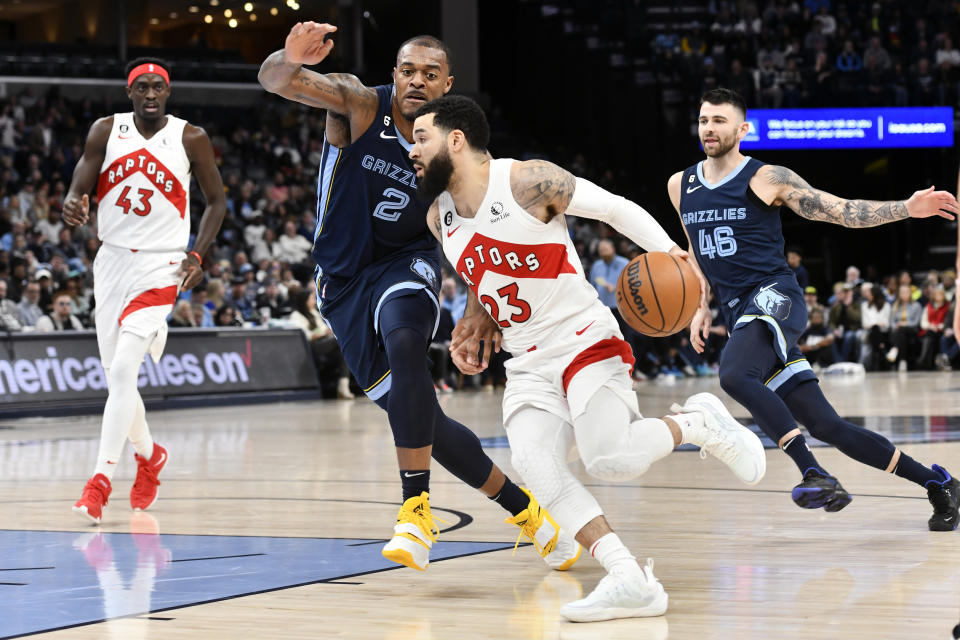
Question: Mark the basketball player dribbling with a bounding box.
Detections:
[258,22,581,572]
[669,87,960,530]
[411,95,767,622]
[64,58,227,523]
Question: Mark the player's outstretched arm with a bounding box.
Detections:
[510,159,678,254]
[181,124,226,291]
[758,164,958,227]
[63,116,112,226]
[258,22,377,128]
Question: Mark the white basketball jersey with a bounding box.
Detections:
[438,158,608,354]
[96,113,191,251]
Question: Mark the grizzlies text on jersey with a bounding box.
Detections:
[679,156,795,325]
[312,84,437,280]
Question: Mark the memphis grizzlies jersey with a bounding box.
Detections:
[679,156,794,311]
[312,84,435,279]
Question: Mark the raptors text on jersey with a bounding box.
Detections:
[438,159,610,354]
[95,113,191,251]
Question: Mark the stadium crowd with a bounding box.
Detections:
[3,0,960,397]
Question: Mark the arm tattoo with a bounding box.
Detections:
[512,160,577,220]
[766,165,908,228]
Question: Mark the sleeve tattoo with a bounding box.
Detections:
[765,165,908,227]
[512,160,577,219]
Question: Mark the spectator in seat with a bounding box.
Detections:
[799,307,835,368]
[918,286,950,370]
[0,277,21,331]
[828,283,861,362]
[17,279,43,327]
[276,220,311,265]
[887,284,922,370]
[289,289,353,399]
[35,288,82,331]
[786,246,808,289]
[168,300,197,328]
[860,283,891,370]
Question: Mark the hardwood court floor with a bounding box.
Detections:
[1,371,959,639]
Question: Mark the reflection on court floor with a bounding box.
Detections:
[0,522,515,638]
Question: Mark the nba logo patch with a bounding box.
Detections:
[754,284,791,321]
[410,258,438,291]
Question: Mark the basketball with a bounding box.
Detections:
[616,252,699,337]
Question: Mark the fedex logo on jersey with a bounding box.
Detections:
[456,232,576,289]
[681,207,746,225]
[97,149,187,217]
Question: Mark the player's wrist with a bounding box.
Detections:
[188,250,202,265]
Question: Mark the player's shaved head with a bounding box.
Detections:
[396,35,452,74]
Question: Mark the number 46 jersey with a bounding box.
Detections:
[437,158,617,356]
[96,112,191,251]
[679,156,794,312]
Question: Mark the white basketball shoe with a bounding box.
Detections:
[560,558,668,622]
[671,391,767,485]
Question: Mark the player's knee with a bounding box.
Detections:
[107,356,140,390]
[510,445,564,506]
[718,366,747,398]
[581,450,652,482]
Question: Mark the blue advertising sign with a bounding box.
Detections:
[739,107,954,149]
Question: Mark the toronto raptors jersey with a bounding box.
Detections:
[438,158,608,355]
[96,113,191,251]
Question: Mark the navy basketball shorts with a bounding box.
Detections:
[315,249,442,400]
[726,275,817,398]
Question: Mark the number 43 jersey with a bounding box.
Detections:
[438,158,616,356]
[679,156,794,311]
[96,112,191,251]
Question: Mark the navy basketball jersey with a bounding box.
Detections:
[312,84,436,279]
[679,156,794,312]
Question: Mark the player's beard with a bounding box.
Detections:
[703,132,737,157]
[416,146,454,202]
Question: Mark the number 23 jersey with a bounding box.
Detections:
[679,156,794,314]
[437,158,614,355]
[96,112,191,251]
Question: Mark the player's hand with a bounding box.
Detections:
[688,306,711,354]
[63,194,89,226]
[906,186,958,220]
[450,311,502,373]
[668,244,707,307]
[285,22,337,65]
[177,254,203,291]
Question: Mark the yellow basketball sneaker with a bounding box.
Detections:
[381,492,442,571]
[506,487,582,571]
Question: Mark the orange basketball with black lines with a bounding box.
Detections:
[616,252,699,337]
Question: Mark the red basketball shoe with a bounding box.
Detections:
[130,444,168,511]
[73,474,112,524]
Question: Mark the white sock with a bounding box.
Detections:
[670,412,705,446]
[128,394,154,460]
[589,532,641,575]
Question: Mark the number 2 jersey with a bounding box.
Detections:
[679,156,795,325]
[96,112,191,251]
[437,158,617,356]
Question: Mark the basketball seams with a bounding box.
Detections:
[664,254,686,334]
[643,254,667,332]
[616,280,663,334]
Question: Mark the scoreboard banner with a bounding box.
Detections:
[0,328,317,410]
[739,107,954,150]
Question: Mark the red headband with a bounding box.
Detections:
[127,63,170,87]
